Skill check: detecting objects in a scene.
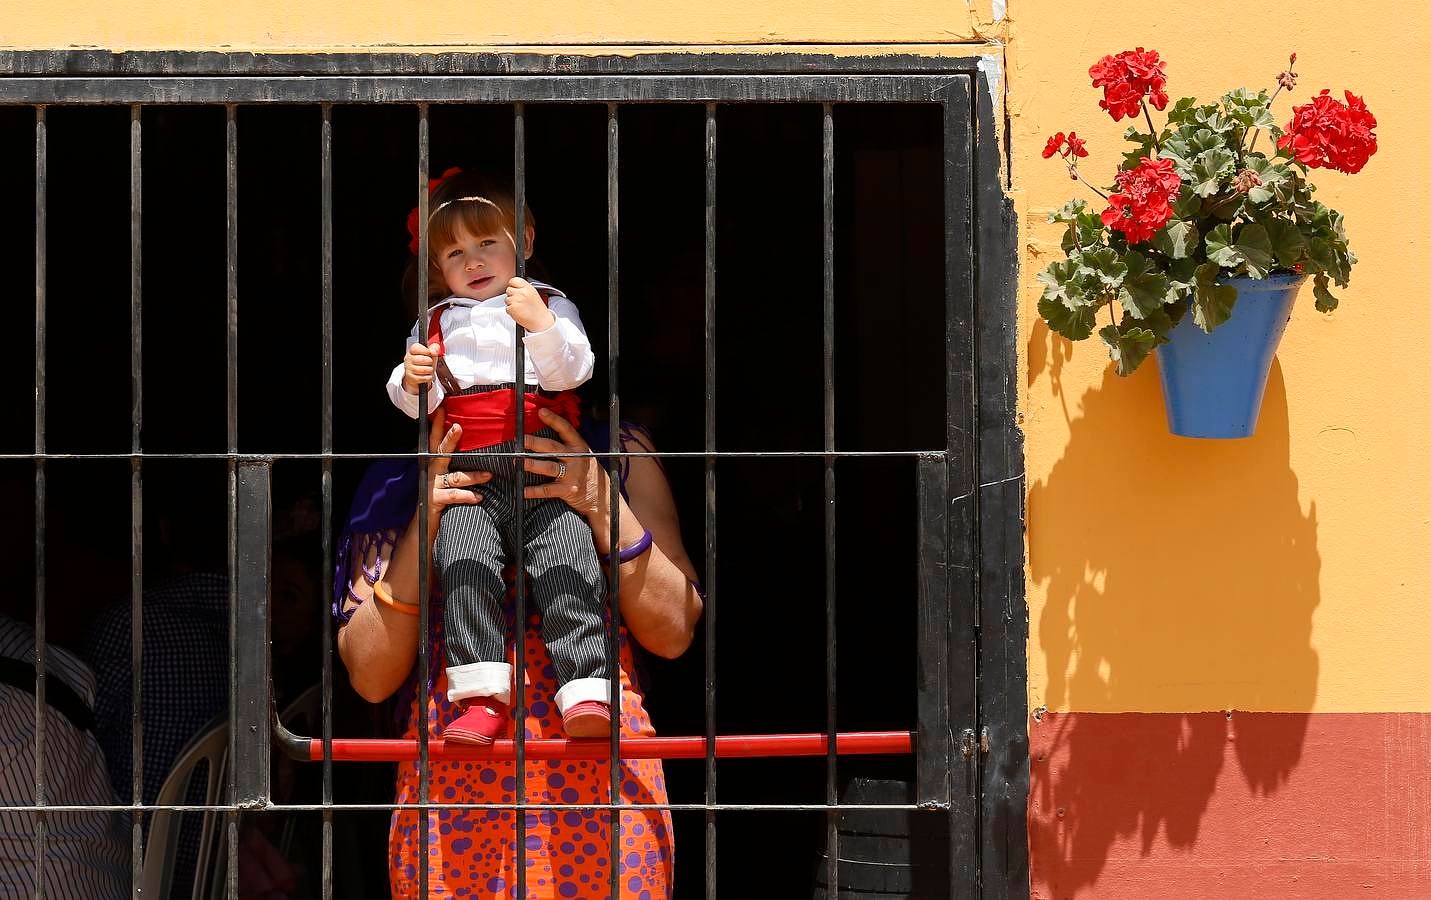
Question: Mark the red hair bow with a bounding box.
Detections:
[406,166,464,256]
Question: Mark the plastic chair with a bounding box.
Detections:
[140,717,229,900]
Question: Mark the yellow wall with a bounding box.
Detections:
[1013,1,1431,714]
[0,1,1002,52]
[4,1,1426,717]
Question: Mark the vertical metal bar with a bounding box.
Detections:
[512,100,529,900]
[233,461,272,803]
[915,454,952,805]
[32,102,48,900]
[414,102,432,900]
[319,101,335,900]
[942,83,981,897]
[821,101,839,899]
[129,102,146,898]
[701,101,718,900]
[224,101,240,900]
[605,101,622,900]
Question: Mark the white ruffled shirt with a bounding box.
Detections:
[386,284,595,419]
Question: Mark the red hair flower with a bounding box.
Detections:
[1042,131,1090,160]
[1089,48,1169,122]
[1277,89,1378,174]
[1099,156,1182,245]
[406,166,465,255]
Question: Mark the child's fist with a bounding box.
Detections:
[504,277,555,332]
[402,341,440,394]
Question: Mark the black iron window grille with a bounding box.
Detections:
[1,52,1024,899]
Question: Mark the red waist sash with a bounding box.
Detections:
[438,388,580,451]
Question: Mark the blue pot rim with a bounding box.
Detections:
[1214,272,1308,290]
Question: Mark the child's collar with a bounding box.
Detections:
[429,279,565,314]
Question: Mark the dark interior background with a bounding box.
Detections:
[0,100,945,898]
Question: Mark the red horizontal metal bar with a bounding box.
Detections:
[303,731,914,763]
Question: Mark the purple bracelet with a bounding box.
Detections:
[613,527,653,564]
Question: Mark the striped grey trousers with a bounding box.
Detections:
[434,426,612,689]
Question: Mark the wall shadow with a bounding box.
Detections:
[1027,359,1321,894]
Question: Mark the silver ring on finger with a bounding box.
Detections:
[441,473,452,489]
[556,462,568,480]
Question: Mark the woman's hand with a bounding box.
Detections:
[425,409,490,532]
[522,407,611,524]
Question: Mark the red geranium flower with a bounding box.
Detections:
[1042,131,1089,161]
[1277,89,1378,174]
[1089,48,1169,121]
[1099,156,1182,244]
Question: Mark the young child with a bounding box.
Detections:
[386,169,612,744]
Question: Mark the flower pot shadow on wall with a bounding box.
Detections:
[1156,274,1306,439]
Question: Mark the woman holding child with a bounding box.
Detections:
[334,170,702,898]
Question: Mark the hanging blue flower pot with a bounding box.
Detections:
[1156,273,1306,439]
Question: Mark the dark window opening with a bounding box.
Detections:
[2,93,956,899]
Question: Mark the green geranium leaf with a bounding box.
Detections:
[1039,295,1098,341]
[1172,189,1203,219]
[1036,258,1084,306]
[1187,128,1227,157]
[1261,218,1307,268]
[1166,257,1199,294]
[1190,147,1237,197]
[1243,155,1291,205]
[1192,105,1237,134]
[1119,251,1173,319]
[1221,88,1276,130]
[1205,224,1242,269]
[1081,246,1127,288]
[1165,97,1201,127]
[1121,126,1157,169]
[1312,274,1339,313]
[1234,223,1275,279]
[1159,135,1194,171]
[1098,323,1160,377]
[1140,305,1176,342]
[1056,204,1106,254]
[1192,262,1239,332]
[1151,218,1199,259]
[1048,199,1090,224]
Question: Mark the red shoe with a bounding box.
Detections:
[562,701,611,738]
[443,699,509,745]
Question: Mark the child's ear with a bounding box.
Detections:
[523,224,536,260]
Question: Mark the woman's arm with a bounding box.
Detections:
[336,416,488,702]
[524,409,703,659]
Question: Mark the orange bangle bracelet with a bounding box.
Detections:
[373,580,421,616]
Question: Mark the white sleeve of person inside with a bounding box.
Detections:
[523,294,595,391]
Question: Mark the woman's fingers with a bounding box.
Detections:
[523,480,581,501]
[522,457,564,478]
[523,432,567,455]
[537,407,589,449]
[434,424,463,460]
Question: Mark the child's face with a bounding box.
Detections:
[436,225,522,302]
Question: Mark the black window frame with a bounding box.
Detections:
[1,48,1026,899]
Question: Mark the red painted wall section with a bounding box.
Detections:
[1030,712,1431,898]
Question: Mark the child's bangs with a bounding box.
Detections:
[429,197,515,255]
